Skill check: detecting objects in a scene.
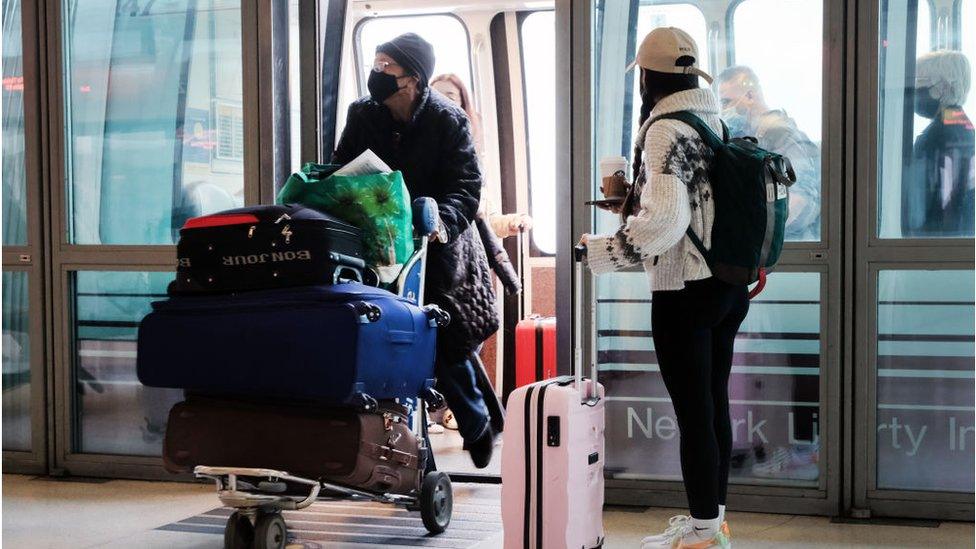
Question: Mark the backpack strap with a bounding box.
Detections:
[648,111,727,151]
[648,110,723,269]
[684,226,712,266]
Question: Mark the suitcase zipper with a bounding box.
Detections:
[524,379,564,549]
[523,385,535,549]
[535,384,549,549]
[535,319,544,382]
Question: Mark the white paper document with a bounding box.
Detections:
[333,149,392,176]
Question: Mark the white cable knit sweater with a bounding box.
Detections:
[586,88,722,292]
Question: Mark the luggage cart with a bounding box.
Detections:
[194,413,452,548]
[192,198,454,549]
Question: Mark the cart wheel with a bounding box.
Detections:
[224,512,254,549]
[253,512,288,549]
[420,471,453,534]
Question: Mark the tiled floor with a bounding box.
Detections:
[2,475,972,548]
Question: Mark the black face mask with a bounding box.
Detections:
[914,86,941,119]
[368,71,405,103]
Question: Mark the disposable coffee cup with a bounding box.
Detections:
[600,156,628,177]
[600,156,629,198]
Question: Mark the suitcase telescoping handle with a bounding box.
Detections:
[574,244,599,402]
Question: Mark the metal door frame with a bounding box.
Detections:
[32,0,303,479]
[569,0,846,516]
[851,0,975,521]
[2,0,50,474]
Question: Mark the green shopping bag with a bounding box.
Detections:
[277,163,414,266]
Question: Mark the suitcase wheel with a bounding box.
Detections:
[423,305,451,328]
[353,301,382,323]
[419,471,453,535]
[423,388,447,412]
[253,512,288,549]
[224,511,254,549]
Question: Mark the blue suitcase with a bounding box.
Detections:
[136,283,446,407]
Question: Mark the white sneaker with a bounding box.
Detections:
[674,524,731,549]
[427,422,444,434]
[641,515,692,548]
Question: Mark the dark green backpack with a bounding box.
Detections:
[650,111,796,291]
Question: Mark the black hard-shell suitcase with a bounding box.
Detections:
[172,204,365,294]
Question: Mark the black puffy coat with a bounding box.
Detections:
[333,89,499,360]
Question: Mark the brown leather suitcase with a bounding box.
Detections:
[163,397,425,495]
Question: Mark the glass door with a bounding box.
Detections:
[586,0,844,514]
[853,0,974,520]
[2,0,46,472]
[49,0,250,477]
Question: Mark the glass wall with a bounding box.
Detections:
[3,0,26,245]
[72,271,182,456]
[62,0,244,246]
[877,0,974,239]
[875,270,974,493]
[2,271,31,451]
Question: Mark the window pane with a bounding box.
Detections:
[288,0,301,171]
[3,0,26,245]
[521,11,556,255]
[912,1,933,143]
[877,2,974,238]
[729,0,823,242]
[962,0,976,139]
[3,271,31,451]
[599,272,821,487]
[876,270,974,492]
[629,4,709,139]
[357,16,472,94]
[73,271,181,456]
[63,0,244,245]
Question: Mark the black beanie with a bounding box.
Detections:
[376,33,436,89]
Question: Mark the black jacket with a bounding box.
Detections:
[902,107,975,237]
[334,89,499,359]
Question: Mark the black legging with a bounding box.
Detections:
[652,277,749,520]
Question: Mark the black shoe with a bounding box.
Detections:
[464,425,497,469]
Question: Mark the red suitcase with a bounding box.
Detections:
[515,316,556,388]
[511,229,557,390]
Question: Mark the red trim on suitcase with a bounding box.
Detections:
[182,214,260,230]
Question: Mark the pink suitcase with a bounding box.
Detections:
[501,247,605,549]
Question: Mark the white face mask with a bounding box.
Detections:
[720,96,753,137]
[721,107,753,137]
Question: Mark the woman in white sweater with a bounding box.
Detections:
[582,28,748,549]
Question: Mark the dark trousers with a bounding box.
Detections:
[435,355,490,443]
[652,277,749,520]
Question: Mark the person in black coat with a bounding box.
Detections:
[333,33,500,467]
[902,50,974,237]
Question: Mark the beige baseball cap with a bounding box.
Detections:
[626,27,713,84]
